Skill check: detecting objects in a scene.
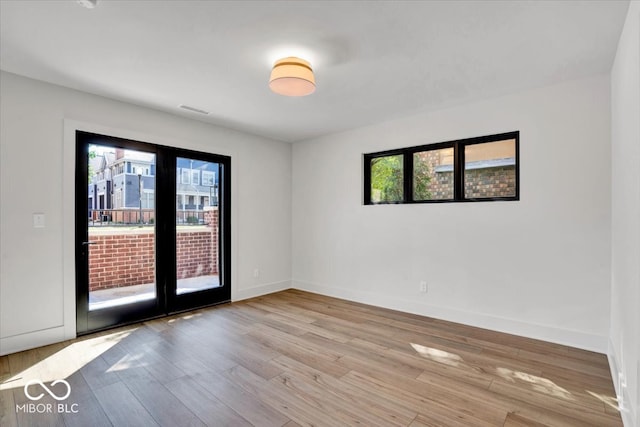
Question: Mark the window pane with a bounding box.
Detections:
[464,139,516,198]
[413,148,454,200]
[176,157,221,295]
[181,169,190,184]
[202,171,215,186]
[88,146,156,311]
[370,154,403,203]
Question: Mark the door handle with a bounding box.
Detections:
[82,241,97,246]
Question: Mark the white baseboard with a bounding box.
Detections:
[232,280,291,302]
[0,279,608,361]
[292,279,608,354]
[607,339,637,427]
[0,327,67,356]
[0,281,291,356]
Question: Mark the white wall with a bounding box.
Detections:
[610,2,640,426]
[292,75,612,352]
[0,71,292,355]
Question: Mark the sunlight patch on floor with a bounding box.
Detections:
[587,390,620,411]
[411,343,463,367]
[0,328,135,389]
[496,367,574,400]
[167,312,201,324]
[105,351,148,373]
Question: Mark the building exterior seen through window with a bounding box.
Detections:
[364,131,519,204]
[88,147,220,222]
[86,145,223,311]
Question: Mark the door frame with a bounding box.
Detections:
[74,130,231,335]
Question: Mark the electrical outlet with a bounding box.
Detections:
[253,268,260,278]
[419,281,428,293]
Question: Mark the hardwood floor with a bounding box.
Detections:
[0,290,623,426]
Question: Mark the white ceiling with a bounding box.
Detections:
[0,0,629,142]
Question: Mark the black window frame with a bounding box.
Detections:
[364,131,519,205]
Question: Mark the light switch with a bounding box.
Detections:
[33,213,45,228]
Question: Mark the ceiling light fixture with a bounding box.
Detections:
[269,57,316,97]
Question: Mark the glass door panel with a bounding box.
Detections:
[88,145,157,310]
[175,157,221,295]
[76,132,163,335]
[170,155,229,312]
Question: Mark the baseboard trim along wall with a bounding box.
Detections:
[0,326,67,356]
[1,280,605,357]
[607,338,637,427]
[292,279,608,354]
[232,280,292,302]
[1,279,291,356]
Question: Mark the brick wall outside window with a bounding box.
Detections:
[88,208,218,291]
[418,150,515,199]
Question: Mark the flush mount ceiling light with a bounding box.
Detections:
[269,57,316,97]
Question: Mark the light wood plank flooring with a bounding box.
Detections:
[0,290,623,426]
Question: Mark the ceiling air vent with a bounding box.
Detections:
[77,0,98,9]
[178,105,210,115]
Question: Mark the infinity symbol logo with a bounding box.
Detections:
[24,380,71,401]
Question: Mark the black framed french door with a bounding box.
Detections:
[75,131,231,335]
